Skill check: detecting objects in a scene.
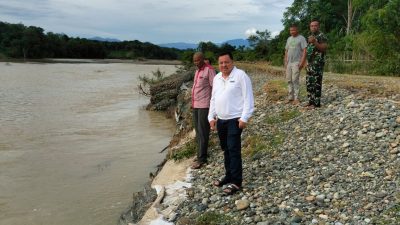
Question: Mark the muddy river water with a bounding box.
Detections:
[0,62,177,225]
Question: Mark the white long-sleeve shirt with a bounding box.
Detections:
[208,67,254,123]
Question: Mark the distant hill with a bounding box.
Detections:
[158,39,250,50]
[222,39,250,48]
[158,42,198,50]
[89,36,121,42]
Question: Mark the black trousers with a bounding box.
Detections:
[217,118,243,187]
[192,108,210,164]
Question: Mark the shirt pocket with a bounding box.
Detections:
[198,74,209,86]
[227,80,242,97]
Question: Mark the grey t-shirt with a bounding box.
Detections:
[285,35,307,64]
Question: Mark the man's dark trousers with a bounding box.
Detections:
[193,108,210,164]
[217,118,243,187]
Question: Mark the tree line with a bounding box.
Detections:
[1,0,398,76]
[0,21,180,60]
[185,0,398,76]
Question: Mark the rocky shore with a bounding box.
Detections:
[122,63,399,225]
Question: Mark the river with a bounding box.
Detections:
[0,62,177,225]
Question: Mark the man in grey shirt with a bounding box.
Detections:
[284,24,307,105]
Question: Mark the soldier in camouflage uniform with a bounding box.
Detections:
[305,19,328,109]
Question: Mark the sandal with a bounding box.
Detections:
[213,178,230,187]
[191,161,204,169]
[223,184,241,195]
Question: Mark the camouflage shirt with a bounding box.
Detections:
[306,31,328,67]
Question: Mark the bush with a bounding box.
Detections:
[170,140,196,161]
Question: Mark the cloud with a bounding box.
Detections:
[0,0,294,43]
[245,28,258,37]
[271,30,281,38]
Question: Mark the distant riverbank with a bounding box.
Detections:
[0,58,182,65]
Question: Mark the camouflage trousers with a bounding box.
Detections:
[306,66,324,107]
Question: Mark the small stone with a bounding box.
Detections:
[306,196,315,202]
[389,148,399,154]
[257,222,269,225]
[333,192,340,199]
[376,132,385,138]
[347,101,357,108]
[316,194,326,202]
[342,142,350,148]
[244,217,253,223]
[385,169,394,176]
[186,188,195,198]
[291,216,303,223]
[319,214,328,220]
[235,200,250,210]
[396,116,400,124]
[176,217,193,225]
[361,172,375,178]
[326,135,334,142]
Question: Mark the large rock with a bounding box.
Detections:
[118,182,157,225]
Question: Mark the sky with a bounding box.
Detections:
[0,0,294,44]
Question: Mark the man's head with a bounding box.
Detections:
[204,58,211,65]
[218,52,234,76]
[193,52,205,69]
[310,19,320,34]
[289,24,299,37]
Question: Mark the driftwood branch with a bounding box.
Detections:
[138,84,151,96]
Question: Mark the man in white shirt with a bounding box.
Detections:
[208,52,254,195]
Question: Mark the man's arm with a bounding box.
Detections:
[314,41,327,52]
[300,47,307,69]
[308,36,328,52]
[208,77,217,130]
[284,49,288,68]
[239,73,254,127]
[208,67,216,87]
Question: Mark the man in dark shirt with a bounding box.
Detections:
[305,19,328,109]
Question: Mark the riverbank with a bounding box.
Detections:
[0,58,182,65]
[123,63,399,225]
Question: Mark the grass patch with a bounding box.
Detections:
[264,109,301,124]
[236,61,285,77]
[267,131,286,148]
[243,131,286,157]
[372,202,400,224]
[170,140,196,161]
[263,80,287,101]
[195,212,235,225]
[243,135,269,157]
[325,74,400,99]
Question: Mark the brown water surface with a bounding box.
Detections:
[0,62,177,225]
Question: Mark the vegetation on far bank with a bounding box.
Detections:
[0,21,179,60]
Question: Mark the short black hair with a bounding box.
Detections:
[311,18,319,23]
[289,24,298,28]
[218,52,233,60]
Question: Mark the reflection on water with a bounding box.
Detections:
[0,62,177,225]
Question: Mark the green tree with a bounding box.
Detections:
[247,29,271,59]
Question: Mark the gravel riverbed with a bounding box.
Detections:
[166,71,400,225]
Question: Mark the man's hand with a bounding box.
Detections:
[209,120,216,131]
[238,119,247,129]
[308,35,316,44]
